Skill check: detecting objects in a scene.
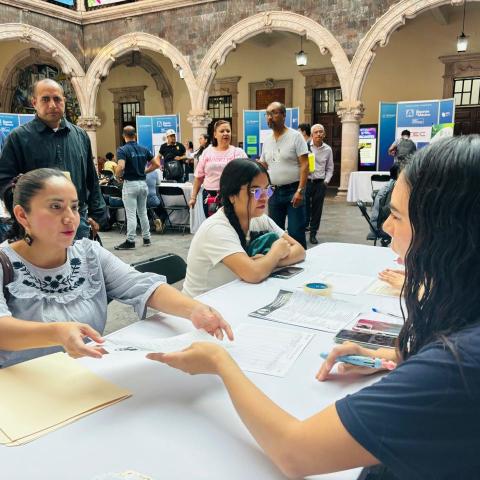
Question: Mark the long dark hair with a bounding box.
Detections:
[398,135,480,360]
[220,159,269,250]
[211,120,231,147]
[4,168,69,242]
[194,133,210,160]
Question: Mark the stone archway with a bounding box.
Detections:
[195,11,351,115]
[0,23,86,114]
[349,0,479,101]
[84,32,195,118]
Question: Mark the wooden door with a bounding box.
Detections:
[454,107,480,135]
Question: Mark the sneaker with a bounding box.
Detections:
[114,240,135,250]
[305,225,310,232]
[153,218,164,233]
[309,233,318,245]
[143,238,151,247]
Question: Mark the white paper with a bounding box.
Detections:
[251,290,360,333]
[104,329,223,353]
[365,279,401,298]
[315,272,375,295]
[225,324,313,377]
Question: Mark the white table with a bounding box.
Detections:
[158,182,206,234]
[347,171,389,203]
[1,243,399,480]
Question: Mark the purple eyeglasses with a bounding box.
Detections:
[249,185,275,200]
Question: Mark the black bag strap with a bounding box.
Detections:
[0,249,13,301]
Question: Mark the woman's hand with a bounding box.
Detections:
[188,197,196,208]
[54,322,107,359]
[190,304,234,341]
[316,342,393,381]
[270,238,290,260]
[146,342,229,375]
[378,268,405,290]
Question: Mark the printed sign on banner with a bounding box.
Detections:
[243,107,300,159]
[136,115,180,157]
[358,125,377,168]
[0,113,35,153]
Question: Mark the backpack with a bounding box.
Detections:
[395,138,416,160]
[164,160,184,182]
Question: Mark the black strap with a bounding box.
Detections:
[0,249,13,301]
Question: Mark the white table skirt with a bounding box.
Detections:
[2,243,399,480]
[347,171,390,203]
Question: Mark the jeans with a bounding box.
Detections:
[75,209,91,240]
[122,180,150,242]
[268,182,306,249]
[305,179,327,234]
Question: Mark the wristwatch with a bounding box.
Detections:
[297,187,304,194]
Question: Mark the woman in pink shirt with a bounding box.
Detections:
[189,120,247,217]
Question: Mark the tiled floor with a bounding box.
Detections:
[103,193,376,334]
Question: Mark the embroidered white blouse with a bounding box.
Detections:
[0,238,165,367]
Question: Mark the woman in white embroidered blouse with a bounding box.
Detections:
[0,168,233,368]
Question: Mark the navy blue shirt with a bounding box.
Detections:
[336,322,480,480]
[116,141,153,181]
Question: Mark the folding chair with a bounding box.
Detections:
[356,200,391,247]
[157,185,190,234]
[370,174,391,201]
[131,253,187,285]
[101,184,126,233]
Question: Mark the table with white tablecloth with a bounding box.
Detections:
[158,182,206,234]
[347,171,390,203]
[1,243,401,480]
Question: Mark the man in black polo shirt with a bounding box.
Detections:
[158,129,186,182]
[0,79,106,240]
[114,126,160,250]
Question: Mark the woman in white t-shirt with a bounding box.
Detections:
[183,159,305,297]
[189,120,248,217]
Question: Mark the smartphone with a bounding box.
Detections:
[270,266,304,279]
[334,329,397,349]
[352,319,402,337]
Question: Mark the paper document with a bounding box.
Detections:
[225,324,313,377]
[365,279,401,298]
[0,352,131,447]
[315,272,375,295]
[105,329,224,353]
[250,290,360,333]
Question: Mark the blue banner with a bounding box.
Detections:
[136,114,180,156]
[378,99,455,171]
[243,107,300,159]
[0,113,35,152]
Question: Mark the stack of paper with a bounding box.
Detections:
[0,352,131,446]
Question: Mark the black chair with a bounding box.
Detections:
[157,185,190,234]
[100,170,114,179]
[370,174,391,201]
[101,185,126,233]
[131,254,187,285]
[356,200,391,247]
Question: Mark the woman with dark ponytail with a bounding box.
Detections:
[182,159,305,297]
[0,168,232,367]
[153,136,480,479]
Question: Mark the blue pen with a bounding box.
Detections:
[320,352,397,370]
[372,307,402,319]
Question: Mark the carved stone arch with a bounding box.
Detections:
[349,0,479,100]
[0,23,86,114]
[84,32,195,117]
[114,52,174,114]
[195,11,351,113]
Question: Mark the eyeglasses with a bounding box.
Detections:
[265,110,282,117]
[249,185,275,200]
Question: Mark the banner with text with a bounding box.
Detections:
[243,107,299,158]
[0,113,35,152]
[136,114,181,157]
[378,99,455,170]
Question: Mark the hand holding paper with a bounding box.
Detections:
[190,304,234,341]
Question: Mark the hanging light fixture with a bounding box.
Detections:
[295,36,308,67]
[457,1,469,53]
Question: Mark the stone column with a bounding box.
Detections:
[187,111,212,149]
[336,100,364,197]
[77,116,102,165]
[76,0,86,12]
